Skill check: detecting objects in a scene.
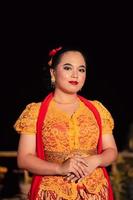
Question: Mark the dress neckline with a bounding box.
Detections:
[51,98,83,119]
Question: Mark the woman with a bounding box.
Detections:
[14,46,118,200]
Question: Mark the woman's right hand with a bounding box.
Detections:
[59,155,88,179]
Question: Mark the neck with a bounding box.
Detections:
[53,90,78,104]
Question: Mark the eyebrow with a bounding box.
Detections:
[63,63,86,68]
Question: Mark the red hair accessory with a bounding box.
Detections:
[48,46,62,57]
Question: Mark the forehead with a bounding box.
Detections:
[59,51,86,65]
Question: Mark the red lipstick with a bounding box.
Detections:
[69,81,78,85]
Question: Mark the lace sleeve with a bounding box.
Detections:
[92,100,114,134]
[14,102,41,134]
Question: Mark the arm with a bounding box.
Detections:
[79,134,118,175]
[83,100,118,171]
[66,134,118,182]
[17,134,60,175]
[17,134,87,178]
[96,133,118,167]
[80,134,118,173]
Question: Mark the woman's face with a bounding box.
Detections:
[51,51,86,94]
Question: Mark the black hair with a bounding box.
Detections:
[49,46,88,69]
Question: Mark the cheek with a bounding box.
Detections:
[57,70,69,79]
[64,73,69,79]
[79,73,86,83]
[56,70,69,83]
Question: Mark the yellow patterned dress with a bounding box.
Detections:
[14,99,114,200]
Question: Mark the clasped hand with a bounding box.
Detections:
[60,154,99,183]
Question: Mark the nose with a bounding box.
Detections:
[71,69,78,78]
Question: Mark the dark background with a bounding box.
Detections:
[0,2,133,153]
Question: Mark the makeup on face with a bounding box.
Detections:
[53,51,86,93]
[68,81,79,85]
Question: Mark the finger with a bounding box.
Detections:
[71,159,87,178]
[66,172,71,177]
[73,165,85,178]
[73,155,88,165]
[77,177,83,183]
[71,176,79,183]
[71,167,81,179]
[75,162,88,177]
[74,157,88,167]
[65,172,80,183]
[66,174,79,183]
[64,172,73,179]
[66,173,75,182]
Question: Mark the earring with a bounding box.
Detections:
[51,77,55,88]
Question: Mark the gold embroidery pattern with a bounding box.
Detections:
[37,170,108,199]
[14,99,114,199]
[76,107,99,150]
[91,100,114,134]
[42,113,70,152]
[39,100,109,199]
[44,149,97,163]
[14,102,41,134]
[37,186,108,200]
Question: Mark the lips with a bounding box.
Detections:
[68,81,79,85]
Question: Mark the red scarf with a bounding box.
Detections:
[29,93,114,200]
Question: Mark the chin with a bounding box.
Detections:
[63,89,79,95]
[57,86,80,94]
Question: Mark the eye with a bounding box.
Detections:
[63,66,72,70]
[79,68,86,73]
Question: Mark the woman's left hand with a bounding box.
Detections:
[65,155,100,183]
[81,155,100,175]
